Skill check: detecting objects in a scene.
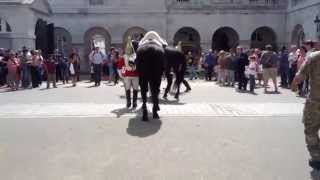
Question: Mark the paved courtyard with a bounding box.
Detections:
[0,80,318,179]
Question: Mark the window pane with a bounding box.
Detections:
[93,36,106,54]
[6,21,11,32]
[90,0,103,5]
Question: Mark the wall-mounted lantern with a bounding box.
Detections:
[314,15,320,40]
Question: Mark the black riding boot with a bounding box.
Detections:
[132,90,138,109]
[126,90,131,108]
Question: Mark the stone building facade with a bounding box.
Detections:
[0,0,319,72]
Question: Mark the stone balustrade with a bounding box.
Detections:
[170,0,287,9]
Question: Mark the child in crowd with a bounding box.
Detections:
[247,55,259,93]
[69,53,78,87]
[44,54,57,88]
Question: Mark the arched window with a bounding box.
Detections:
[54,27,72,56]
[84,27,111,57]
[90,0,103,5]
[0,18,12,33]
[92,34,106,54]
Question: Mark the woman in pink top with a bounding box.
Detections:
[296,46,307,96]
[6,51,20,90]
[297,46,307,71]
[253,48,263,86]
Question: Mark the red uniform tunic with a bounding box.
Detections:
[117,56,139,77]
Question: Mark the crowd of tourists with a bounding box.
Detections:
[0,47,81,91]
[185,40,318,95]
[0,40,318,97]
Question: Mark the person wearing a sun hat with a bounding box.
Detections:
[122,37,139,109]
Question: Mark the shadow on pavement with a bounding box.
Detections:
[158,98,186,105]
[118,95,186,105]
[126,108,162,138]
[86,85,98,88]
[264,91,282,95]
[111,107,136,118]
[63,85,76,88]
[0,89,14,93]
[236,89,259,96]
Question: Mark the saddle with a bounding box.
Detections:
[139,31,168,48]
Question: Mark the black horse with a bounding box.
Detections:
[136,42,165,121]
[163,46,187,100]
[135,38,186,121]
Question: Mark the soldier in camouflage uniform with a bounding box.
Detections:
[292,50,320,169]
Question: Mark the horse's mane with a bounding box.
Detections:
[132,40,139,52]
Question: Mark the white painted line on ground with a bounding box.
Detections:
[0,103,304,118]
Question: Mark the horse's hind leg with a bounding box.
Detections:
[150,79,161,119]
[140,79,149,121]
[174,70,182,100]
[174,81,181,100]
[163,73,172,99]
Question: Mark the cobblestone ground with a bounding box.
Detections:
[0,80,317,180]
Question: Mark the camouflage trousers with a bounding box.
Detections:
[303,101,320,160]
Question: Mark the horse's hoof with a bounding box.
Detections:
[153,106,160,111]
[132,104,137,109]
[174,95,179,100]
[142,116,149,122]
[163,94,168,99]
[153,112,160,119]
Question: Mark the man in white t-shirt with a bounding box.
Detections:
[89,47,105,86]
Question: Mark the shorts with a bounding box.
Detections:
[263,68,277,81]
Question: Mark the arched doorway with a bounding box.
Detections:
[35,19,48,55]
[212,27,239,51]
[84,27,111,56]
[0,17,13,49]
[54,27,72,57]
[35,19,54,58]
[251,26,277,50]
[174,27,201,55]
[123,27,146,44]
[0,17,12,33]
[291,24,305,48]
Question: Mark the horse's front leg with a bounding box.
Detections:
[163,73,172,99]
[174,71,183,100]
